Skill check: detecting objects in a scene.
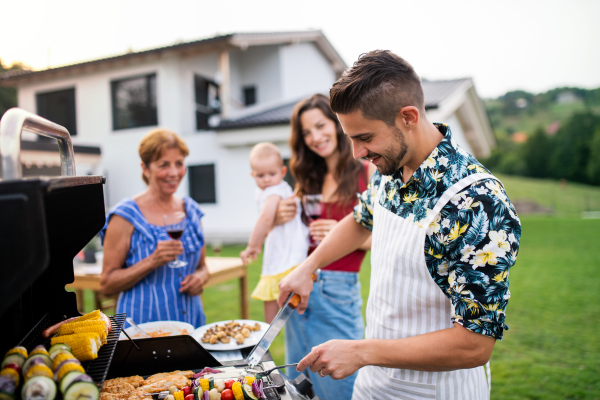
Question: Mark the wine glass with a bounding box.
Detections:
[302,194,323,246]
[163,212,188,268]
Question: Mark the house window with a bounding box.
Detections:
[111,73,157,130]
[243,86,256,106]
[36,88,77,136]
[188,164,216,204]
[195,75,220,130]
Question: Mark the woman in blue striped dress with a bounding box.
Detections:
[100,129,208,328]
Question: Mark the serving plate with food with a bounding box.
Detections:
[191,320,269,350]
[119,321,194,340]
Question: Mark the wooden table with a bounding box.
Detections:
[67,257,249,319]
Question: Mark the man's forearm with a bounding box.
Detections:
[305,214,371,271]
[357,323,496,372]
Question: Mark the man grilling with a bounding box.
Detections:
[277,50,521,400]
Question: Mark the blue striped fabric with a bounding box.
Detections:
[99,197,206,328]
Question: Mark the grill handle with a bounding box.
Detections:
[0,107,76,179]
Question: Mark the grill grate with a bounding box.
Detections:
[18,312,126,389]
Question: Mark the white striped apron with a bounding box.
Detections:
[352,173,494,400]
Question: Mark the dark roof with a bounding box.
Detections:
[21,139,101,155]
[216,78,473,130]
[217,100,299,130]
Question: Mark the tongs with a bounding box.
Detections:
[245,363,298,378]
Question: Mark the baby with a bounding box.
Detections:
[240,142,309,323]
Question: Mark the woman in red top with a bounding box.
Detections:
[276,94,375,400]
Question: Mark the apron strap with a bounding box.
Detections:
[423,172,498,227]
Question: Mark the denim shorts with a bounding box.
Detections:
[284,270,364,400]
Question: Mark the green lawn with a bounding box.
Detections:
[82,176,600,398]
[495,173,600,217]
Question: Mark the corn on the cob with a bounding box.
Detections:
[244,376,255,386]
[24,364,53,381]
[51,333,99,362]
[199,379,209,392]
[56,362,84,382]
[73,327,107,345]
[75,310,102,322]
[57,320,106,336]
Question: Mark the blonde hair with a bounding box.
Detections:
[249,142,283,168]
[139,128,189,184]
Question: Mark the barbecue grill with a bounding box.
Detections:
[0,108,319,400]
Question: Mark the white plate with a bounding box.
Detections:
[191,319,269,350]
[119,320,195,340]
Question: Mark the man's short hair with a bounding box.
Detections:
[330,50,425,126]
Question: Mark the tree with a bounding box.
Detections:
[587,127,600,185]
[549,111,600,184]
[523,127,553,178]
[0,58,29,118]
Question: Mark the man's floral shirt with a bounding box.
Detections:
[354,124,521,340]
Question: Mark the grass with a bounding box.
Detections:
[495,173,600,217]
[81,176,600,398]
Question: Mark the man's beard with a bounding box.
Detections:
[365,126,407,176]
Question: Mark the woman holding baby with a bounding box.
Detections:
[277,94,375,400]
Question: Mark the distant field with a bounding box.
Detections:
[495,173,600,217]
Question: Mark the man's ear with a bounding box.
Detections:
[396,106,420,129]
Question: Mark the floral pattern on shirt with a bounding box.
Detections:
[354,124,521,340]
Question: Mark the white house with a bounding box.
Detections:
[0,30,495,243]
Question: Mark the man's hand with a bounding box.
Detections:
[277,261,317,313]
[180,268,209,296]
[298,340,363,380]
[240,246,261,265]
[150,240,183,268]
[273,196,297,226]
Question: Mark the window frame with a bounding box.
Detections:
[110,73,158,131]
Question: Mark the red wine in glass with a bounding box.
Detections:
[163,212,188,268]
[302,194,324,246]
[167,230,184,240]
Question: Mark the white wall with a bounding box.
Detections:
[14,42,339,243]
[229,45,282,109]
[279,42,336,100]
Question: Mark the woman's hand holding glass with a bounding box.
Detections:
[149,240,184,269]
[309,219,338,243]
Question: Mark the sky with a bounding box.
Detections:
[1,0,599,99]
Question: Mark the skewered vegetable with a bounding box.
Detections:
[199,379,209,393]
[63,379,98,400]
[0,369,19,387]
[23,355,52,375]
[231,382,243,400]
[51,353,76,371]
[24,364,53,382]
[21,376,56,400]
[208,389,219,400]
[173,390,184,400]
[54,361,84,382]
[1,354,25,370]
[59,371,83,394]
[242,384,258,400]
[29,346,49,358]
